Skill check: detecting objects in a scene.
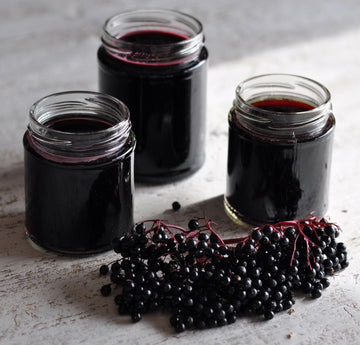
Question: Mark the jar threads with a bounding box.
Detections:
[101,9,205,66]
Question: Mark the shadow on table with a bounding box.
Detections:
[0,163,44,259]
[161,194,252,238]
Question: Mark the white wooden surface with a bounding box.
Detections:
[1,1,360,344]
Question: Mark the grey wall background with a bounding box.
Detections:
[2,0,360,158]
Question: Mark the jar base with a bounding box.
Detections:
[135,164,203,184]
[224,196,258,228]
[25,229,112,257]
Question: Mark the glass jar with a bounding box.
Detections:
[23,91,135,254]
[225,74,335,225]
[98,9,208,183]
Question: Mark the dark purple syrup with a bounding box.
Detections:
[226,99,335,225]
[47,118,111,132]
[24,118,134,254]
[98,31,208,183]
[121,30,186,44]
[251,99,314,112]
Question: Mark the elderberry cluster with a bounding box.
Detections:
[99,217,348,332]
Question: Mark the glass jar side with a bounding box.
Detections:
[24,91,136,255]
[98,10,208,183]
[225,74,335,225]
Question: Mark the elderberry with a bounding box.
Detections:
[100,284,111,297]
[131,312,142,323]
[172,201,181,211]
[99,264,109,275]
[188,219,199,230]
[99,216,348,332]
[251,229,262,241]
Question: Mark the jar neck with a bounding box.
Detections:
[231,74,333,140]
[27,91,133,163]
[101,9,205,66]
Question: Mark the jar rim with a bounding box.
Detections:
[101,9,205,65]
[28,91,133,163]
[233,74,333,139]
[29,90,130,133]
[235,73,331,115]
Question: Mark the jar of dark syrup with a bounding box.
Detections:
[225,74,335,225]
[98,9,208,183]
[24,91,135,254]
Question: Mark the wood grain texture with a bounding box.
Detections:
[1,1,360,344]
